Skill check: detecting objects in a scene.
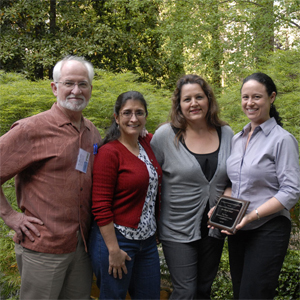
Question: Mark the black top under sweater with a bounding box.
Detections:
[172,126,221,238]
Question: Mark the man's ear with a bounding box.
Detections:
[51,82,58,97]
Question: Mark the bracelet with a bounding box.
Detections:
[255,209,260,220]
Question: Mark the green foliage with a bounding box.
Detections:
[1,0,299,88]
[0,69,171,137]
[218,49,300,137]
[0,72,27,84]
[0,0,165,84]
[158,246,171,286]
[211,242,233,299]
[0,71,54,136]
[90,0,165,85]
[0,68,299,298]
[0,228,20,299]
[0,179,20,299]
[158,0,300,88]
[212,242,300,300]
[275,249,300,300]
[258,50,300,138]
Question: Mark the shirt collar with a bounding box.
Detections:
[51,102,91,131]
[241,117,277,137]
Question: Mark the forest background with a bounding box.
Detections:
[0,0,299,299]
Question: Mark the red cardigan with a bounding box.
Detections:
[92,134,162,228]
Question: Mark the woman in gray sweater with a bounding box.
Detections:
[151,74,233,299]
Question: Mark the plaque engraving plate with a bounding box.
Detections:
[207,196,250,234]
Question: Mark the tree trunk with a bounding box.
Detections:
[49,0,56,79]
[50,0,56,35]
[210,1,222,90]
[253,0,275,62]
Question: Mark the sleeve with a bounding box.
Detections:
[150,127,166,166]
[92,145,119,226]
[273,134,300,210]
[222,125,234,147]
[0,122,36,184]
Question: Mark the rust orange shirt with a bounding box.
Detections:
[0,103,101,254]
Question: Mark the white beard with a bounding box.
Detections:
[57,95,88,111]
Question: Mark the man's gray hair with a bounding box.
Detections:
[53,55,94,83]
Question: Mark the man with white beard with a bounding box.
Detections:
[0,56,101,299]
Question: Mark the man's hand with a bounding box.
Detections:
[3,210,43,242]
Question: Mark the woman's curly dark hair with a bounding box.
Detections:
[170,74,227,144]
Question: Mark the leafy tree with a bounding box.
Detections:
[1,0,299,88]
[0,0,98,80]
[90,0,165,85]
[0,0,165,84]
[247,0,276,61]
[218,0,300,85]
[157,0,186,88]
[159,0,299,88]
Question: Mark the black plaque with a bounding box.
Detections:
[207,196,250,234]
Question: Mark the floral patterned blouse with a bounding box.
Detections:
[115,142,158,240]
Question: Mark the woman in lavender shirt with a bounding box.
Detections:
[225,73,300,299]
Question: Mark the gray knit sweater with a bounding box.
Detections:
[151,123,234,241]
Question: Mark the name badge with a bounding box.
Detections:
[75,148,90,173]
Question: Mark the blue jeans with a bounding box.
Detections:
[88,221,160,300]
[88,220,102,289]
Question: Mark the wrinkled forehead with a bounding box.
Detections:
[60,61,89,81]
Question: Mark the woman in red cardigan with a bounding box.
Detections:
[90,91,162,300]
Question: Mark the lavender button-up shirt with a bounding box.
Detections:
[227,117,300,230]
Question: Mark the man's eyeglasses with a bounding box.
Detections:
[120,110,147,118]
[56,81,90,89]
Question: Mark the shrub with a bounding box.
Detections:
[211,241,233,299]
[0,179,20,299]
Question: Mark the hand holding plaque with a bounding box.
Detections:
[207,196,250,234]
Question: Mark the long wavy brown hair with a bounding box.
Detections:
[170,74,227,144]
